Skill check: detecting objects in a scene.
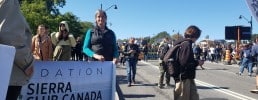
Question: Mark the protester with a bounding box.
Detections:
[123,37,140,87]
[51,21,76,61]
[238,44,253,76]
[214,45,222,63]
[193,44,202,60]
[157,37,171,88]
[173,25,204,100]
[75,37,83,61]
[142,44,149,62]
[82,9,119,64]
[32,24,53,61]
[0,0,34,99]
[119,42,127,66]
[251,37,258,93]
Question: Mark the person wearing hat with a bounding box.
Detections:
[51,21,76,61]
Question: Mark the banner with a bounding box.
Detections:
[246,0,258,22]
[21,61,116,100]
[0,44,15,99]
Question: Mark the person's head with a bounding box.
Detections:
[163,37,169,43]
[95,9,107,29]
[184,25,201,42]
[59,21,69,32]
[128,37,135,44]
[243,44,249,49]
[255,37,258,43]
[37,24,46,35]
[58,28,68,41]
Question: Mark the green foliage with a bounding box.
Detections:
[20,0,65,15]
[148,31,171,45]
[20,0,94,39]
[21,0,51,34]
[155,31,171,40]
[80,21,94,36]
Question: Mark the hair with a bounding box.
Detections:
[95,9,107,19]
[163,37,169,42]
[184,25,201,39]
[37,24,45,35]
[95,9,108,28]
[58,29,68,41]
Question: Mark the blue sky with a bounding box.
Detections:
[59,0,258,40]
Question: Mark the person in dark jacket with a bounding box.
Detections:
[82,9,119,64]
[123,37,140,87]
[173,25,204,100]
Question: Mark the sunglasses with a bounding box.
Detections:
[59,24,65,26]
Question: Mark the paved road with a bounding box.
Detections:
[116,60,258,100]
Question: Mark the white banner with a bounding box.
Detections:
[246,0,258,22]
[0,44,15,99]
[21,61,116,100]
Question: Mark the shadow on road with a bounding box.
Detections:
[197,86,229,90]
[200,98,228,100]
[123,94,155,98]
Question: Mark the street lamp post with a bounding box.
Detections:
[105,5,118,11]
[100,4,118,11]
[239,15,253,34]
[235,15,253,60]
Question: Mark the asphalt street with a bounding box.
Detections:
[116,60,258,100]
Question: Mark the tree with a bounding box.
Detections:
[171,33,183,41]
[20,0,66,35]
[79,21,94,42]
[149,31,171,45]
[20,0,66,15]
[59,12,82,38]
[80,21,94,36]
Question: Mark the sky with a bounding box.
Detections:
[59,0,258,41]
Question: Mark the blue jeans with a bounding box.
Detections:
[126,59,137,83]
[240,57,253,74]
[144,54,148,61]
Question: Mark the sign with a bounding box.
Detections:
[225,26,251,40]
[21,61,116,100]
[0,44,16,99]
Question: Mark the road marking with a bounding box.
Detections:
[196,80,257,100]
[140,61,257,100]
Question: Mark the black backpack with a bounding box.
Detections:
[163,41,187,77]
[158,43,170,60]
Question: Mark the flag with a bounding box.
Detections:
[246,0,258,22]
